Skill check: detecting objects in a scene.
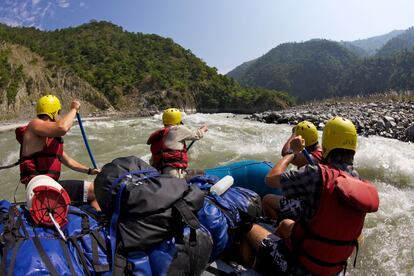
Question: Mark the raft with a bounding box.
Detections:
[205,159,281,198]
[0,159,276,276]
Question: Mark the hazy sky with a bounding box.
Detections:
[1,0,414,73]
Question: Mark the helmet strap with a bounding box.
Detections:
[37,114,52,121]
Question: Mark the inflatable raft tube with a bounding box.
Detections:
[205,160,281,198]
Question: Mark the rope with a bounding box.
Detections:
[0,160,20,170]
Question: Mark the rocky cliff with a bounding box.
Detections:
[0,42,113,120]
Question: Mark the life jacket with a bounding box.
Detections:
[15,126,63,184]
[146,127,188,171]
[309,147,323,164]
[290,164,379,275]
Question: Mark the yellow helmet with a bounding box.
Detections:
[162,108,182,125]
[295,120,319,147]
[36,95,61,121]
[322,117,357,158]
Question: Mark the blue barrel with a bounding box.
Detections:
[205,160,282,197]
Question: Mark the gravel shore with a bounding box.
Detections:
[249,101,414,142]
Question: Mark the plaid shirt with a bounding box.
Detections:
[280,163,358,222]
[281,165,322,222]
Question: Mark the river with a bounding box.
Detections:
[1,113,413,275]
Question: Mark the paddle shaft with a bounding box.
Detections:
[302,149,315,166]
[76,113,98,169]
[187,140,196,151]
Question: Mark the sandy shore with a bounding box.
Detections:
[0,116,113,133]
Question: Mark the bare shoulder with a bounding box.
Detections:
[28,118,45,128]
[27,118,56,137]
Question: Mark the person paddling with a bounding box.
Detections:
[240,117,379,275]
[147,108,208,178]
[15,95,100,209]
[263,120,323,220]
[281,120,323,167]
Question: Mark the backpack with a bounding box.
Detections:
[114,225,213,276]
[189,175,262,261]
[94,156,207,273]
[0,200,110,276]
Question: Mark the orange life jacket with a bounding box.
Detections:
[146,127,188,171]
[291,164,379,275]
[16,126,64,184]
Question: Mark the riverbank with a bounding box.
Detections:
[249,100,414,142]
[0,117,112,133]
[0,108,160,133]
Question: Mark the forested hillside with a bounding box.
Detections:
[339,50,414,95]
[0,21,294,117]
[228,28,414,102]
[343,29,404,56]
[376,27,414,57]
[228,40,357,101]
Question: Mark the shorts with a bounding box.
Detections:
[59,180,90,205]
[258,235,310,276]
[279,198,303,221]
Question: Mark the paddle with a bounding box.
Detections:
[76,113,98,169]
[302,149,315,166]
[187,140,196,151]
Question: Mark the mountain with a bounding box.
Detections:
[228,27,414,102]
[0,42,111,120]
[340,42,369,58]
[227,39,357,101]
[376,27,414,57]
[0,21,294,118]
[227,58,258,79]
[343,29,404,56]
[338,49,414,95]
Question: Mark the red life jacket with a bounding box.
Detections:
[291,164,379,275]
[309,147,323,164]
[146,127,188,171]
[16,126,64,184]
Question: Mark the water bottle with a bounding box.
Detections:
[210,175,234,196]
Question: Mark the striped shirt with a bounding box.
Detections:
[280,163,358,222]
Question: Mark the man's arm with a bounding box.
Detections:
[265,154,296,188]
[281,133,295,156]
[281,131,309,167]
[29,100,80,137]
[59,151,99,175]
[290,152,311,168]
[266,136,305,188]
[179,124,208,141]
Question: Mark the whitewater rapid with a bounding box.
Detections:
[0,113,413,275]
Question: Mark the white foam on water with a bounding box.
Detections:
[81,135,105,142]
[153,113,162,121]
[82,120,117,129]
[350,181,414,275]
[356,136,414,187]
[0,151,19,166]
[140,153,151,164]
[1,114,414,274]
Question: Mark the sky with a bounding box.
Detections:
[1,0,414,73]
